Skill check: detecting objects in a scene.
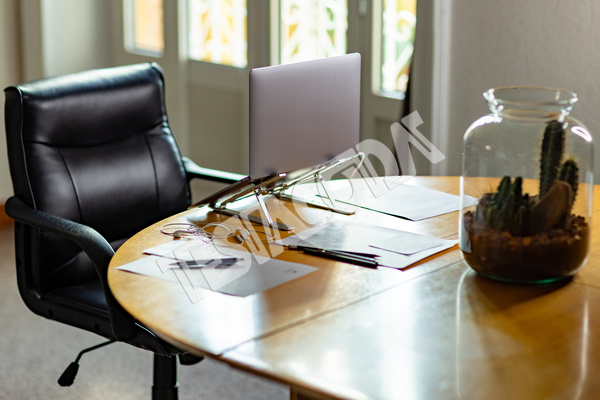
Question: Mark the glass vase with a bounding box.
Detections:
[459,86,594,284]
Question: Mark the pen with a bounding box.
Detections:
[300,247,379,269]
[286,244,380,258]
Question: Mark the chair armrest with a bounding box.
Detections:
[182,156,246,184]
[4,196,136,340]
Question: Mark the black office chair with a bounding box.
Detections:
[3,62,244,399]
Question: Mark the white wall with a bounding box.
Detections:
[0,0,20,202]
[442,0,600,179]
[42,0,111,77]
[0,0,111,202]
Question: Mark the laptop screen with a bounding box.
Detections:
[249,53,361,181]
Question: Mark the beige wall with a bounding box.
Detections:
[443,0,600,178]
[0,0,21,202]
[0,0,112,202]
[41,0,111,78]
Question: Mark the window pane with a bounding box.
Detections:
[187,0,248,68]
[126,0,164,55]
[278,0,348,65]
[379,0,416,97]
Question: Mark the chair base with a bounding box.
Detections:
[153,354,178,400]
[152,386,178,400]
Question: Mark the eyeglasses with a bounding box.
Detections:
[160,222,251,245]
[160,223,208,239]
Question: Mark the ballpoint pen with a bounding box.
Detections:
[304,248,379,268]
[285,244,380,258]
[286,245,379,268]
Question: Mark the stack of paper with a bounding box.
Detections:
[278,220,456,270]
[116,240,316,298]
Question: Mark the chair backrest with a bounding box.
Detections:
[4,63,190,294]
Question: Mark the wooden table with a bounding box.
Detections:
[108,177,600,399]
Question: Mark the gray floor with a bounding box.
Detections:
[0,227,288,400]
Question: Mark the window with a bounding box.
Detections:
[276,0,348,65]
[187,0,248,68]
[374,0,417,99]
[124,0,417,98]
[124,0,164,56]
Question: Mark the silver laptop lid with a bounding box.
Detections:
[249,53,361,180]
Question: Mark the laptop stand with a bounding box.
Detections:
[201,153,364,231]
[273,153,365,216]
[208,173,294,231]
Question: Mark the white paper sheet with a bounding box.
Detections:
[143,240,240,267]
[116,240,317,297]
[292,178,477,221]
[278,220,456,270]
[369,230,447,255]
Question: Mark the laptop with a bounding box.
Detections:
[192,53,361,215]
[249,53,361,183]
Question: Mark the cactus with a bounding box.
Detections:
[484,176,533,236]
[539,120,565,197]
[479,119,579,235]
[558,158,579,206]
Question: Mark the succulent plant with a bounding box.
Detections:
[559,158,579,205]
[478,119,580,235]
[539,120,565,197]
[484,176,533,236]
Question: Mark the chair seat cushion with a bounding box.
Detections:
[42,237,129,317]
[44,280,109,318]
[45,280,181,357]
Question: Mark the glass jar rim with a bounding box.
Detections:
[484,86,578,108]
